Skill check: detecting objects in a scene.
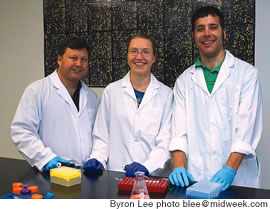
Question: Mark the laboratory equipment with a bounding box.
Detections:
[51,183,81,198]
[1,182,55,199]
[186,180,222,199]
[20,188,32,199]
[12,182,23,188]
[130,171,150,199]
[31,194,43,199]
[118,176,169,193]
[28,185,38,193]
[12,186,23,199]
[12,182,23,199]
[50,166,81,187]
[22,184,29,189]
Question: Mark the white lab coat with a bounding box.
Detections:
[169,50,262,188]
[90,72,173,175]
[11,71,100,171]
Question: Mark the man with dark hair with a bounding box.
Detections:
[11,37,100,171]
[169,6,262,191]
[84,34,173,177]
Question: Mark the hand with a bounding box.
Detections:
[210,165,237,191]
[125,162,149,177]
[169,167,195,187]
[83,158,103,171]
[43,157,70,171]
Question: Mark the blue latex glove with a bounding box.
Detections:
[83,158,104,171]
[125,162,149,177]
[169,167,195,187]
[43,157,70,171]
[210,165,237,191]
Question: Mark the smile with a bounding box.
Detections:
[72,68,83,72]
[134,62,146,66]
[202,40,215,44]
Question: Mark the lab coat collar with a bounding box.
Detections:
[139,74,160,110]
[50,70,87,115]
[211,50,235,95]
[190,65,209,95]
[121,72,136,100]
[190,50,235,96]
[121,72,160,109]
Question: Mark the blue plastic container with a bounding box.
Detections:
[186,180,222,199]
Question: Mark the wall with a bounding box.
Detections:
[255,0,270,190]
[0,0,44,159]
[0,0,269,189]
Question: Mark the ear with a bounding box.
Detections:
[223,28,227,41]
[192,32,197,47]
[153,55,156,63]
[57,55,62,66]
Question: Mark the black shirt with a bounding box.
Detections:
[72,81,82,112]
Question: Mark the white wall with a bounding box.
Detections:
[0,0,269,189]
[0,0,44,159]
[255,0,270,190]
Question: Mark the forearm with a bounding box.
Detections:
[225,152,245,171]
[172,150,186,168]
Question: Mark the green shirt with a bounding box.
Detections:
[195,52,226,94]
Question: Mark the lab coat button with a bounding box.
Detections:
[135,138,139,142]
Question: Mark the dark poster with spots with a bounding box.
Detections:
[44,0,255,87]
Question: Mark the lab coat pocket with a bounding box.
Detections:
[216,84,240,119]
[140,108,162,137]
[186,156,203,181]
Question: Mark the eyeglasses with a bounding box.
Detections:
[128,48,153,57]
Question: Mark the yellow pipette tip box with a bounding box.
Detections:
[50,166,81,187]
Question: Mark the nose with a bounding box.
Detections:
[204,27,210,36]
[75,59,82,66]
[135,51,144,59]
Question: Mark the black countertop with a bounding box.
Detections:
[1,157,269,199]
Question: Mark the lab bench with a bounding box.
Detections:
[0,157,269,199]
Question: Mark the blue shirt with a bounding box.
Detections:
[134,89,145,107]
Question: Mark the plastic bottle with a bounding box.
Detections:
[130,171,150,199]
[12,186,23,199]
[12,182,23,199]
[20,188,32,199]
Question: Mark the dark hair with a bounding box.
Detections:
[57,37,90,56]
[128,34,157,56]
[192,6,225,32]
